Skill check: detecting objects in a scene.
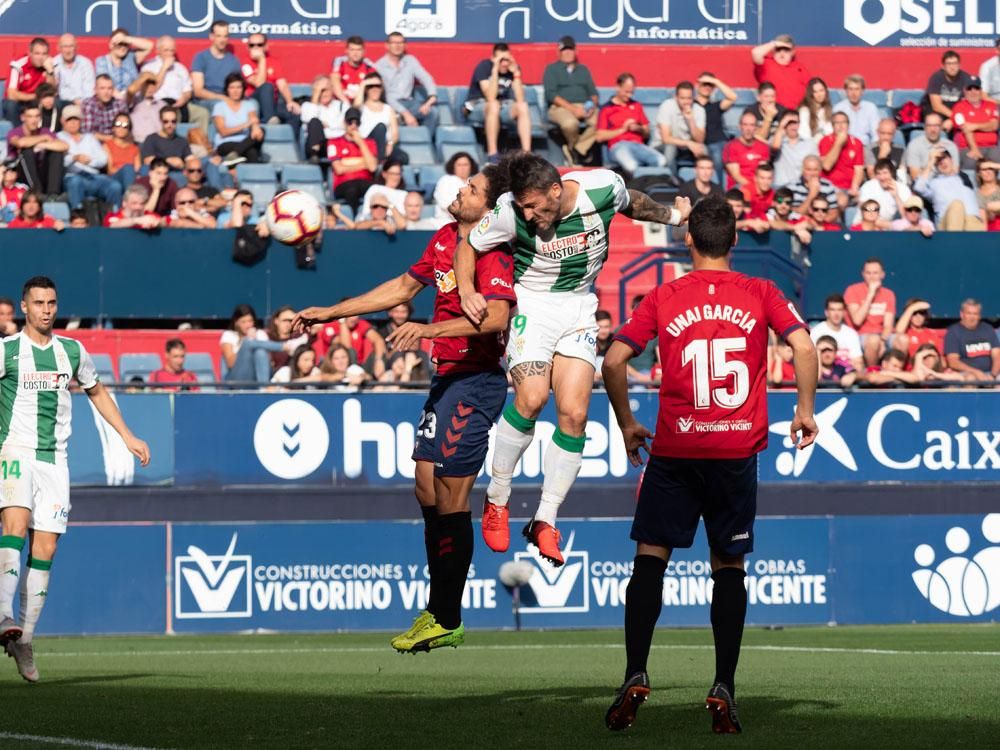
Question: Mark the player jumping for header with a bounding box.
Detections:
[454,151,691,565]
[601,198,818,734]
[0,276,151,682]
[293,164,514,653]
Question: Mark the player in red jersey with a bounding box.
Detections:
[293,164,513,654]
[601,197,818,734]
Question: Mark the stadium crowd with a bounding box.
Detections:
[3,29,999,389]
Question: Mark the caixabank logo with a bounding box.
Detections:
[175,533,253,619]
[514,531,590,614]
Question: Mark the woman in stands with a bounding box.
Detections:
[976,160,1000,231]
[358,156,408,220]
[354,71,400,162]
[6,192,65,231]
[798,77,833,142]
[220,304,294,383]
[265,305,309,373]
[212,73,266,167]
[271,344,322,385]
[103,113,142,195]
[319,344,370,390]
[433,151,478,224]
[302,74,349,163]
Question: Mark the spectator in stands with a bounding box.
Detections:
[399,191,438,230]
[811,293,863,371]
[692,72,738,183]
[141,106,189,171]
[375,32,439,134]
[913,149,983,230]
[191,21,241,104]
[816,335,858,386]
[980,37,1000,101]
[741,161,776,219]
[141,35,209,132]
[57,105,122,210]
[4,38,55,123]
[358,157,408,219]
[328,108,377,213]
[751,34,810,110]
[543,35,599,166]
[944,298,1000,381]
[864,349,931,386]
[6,191,64,230]
[0,161,29,223]
[96,28,153,100]
[798,77,833,142]
[768,186,812,245]
[845,257,896,367]
[148,338,200,391]
[135,157,178,217]
[890,194,935,236]
[433,151,477,223]
[240,33,301,132]
[912,343,969,383]
[212,73,265,166]
[35,83,63,134]
[819,111,865,200]
[596,72,665,175]
[904,112,959,181]
[355,72,400,162]
[332,36,376,104]
[352,192,399,235]
[82,74,128,143]
[768,336,796,386]
[6,101,67,197]
[803,196,843,231]
[894,298,938,361]
[68,209,89,227]
[771,110,816,187]
[850,199,885,231]
[0,298,17,336]
[303,75,348,162]
[656,80,706,177]
[312,312,386,378]
[272,344,322,385]
[723,110,769,188]
[833,74,879,145]
[54,34,95,107]
[265,305,308,372]
[128,76,166,144]
[726,187,768,233]
[320,344,370,388]
[865,118,905,180]
[103,113,141,193]
[859,158,912,221]
[677,154,723,204]
[924,50,974,130]
[977,160,1000,231]
[104,183,163,228]
[788,155,837,211]
[168,187,216,228]
[378,351,431,388]
[595,309,614,358]
[749,82,789,140]
[182,154,228,214]
[378,302,414,340]
[464,43,531,160]
[221,303,291,383]
[952,77,1000,168]
[220,189,260,228]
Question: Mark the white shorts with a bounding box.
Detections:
[506,287,599,370]
[0,453,71,534]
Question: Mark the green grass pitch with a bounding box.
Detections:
[0,624,997,749]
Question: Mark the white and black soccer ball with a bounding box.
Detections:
[266,189,323,247]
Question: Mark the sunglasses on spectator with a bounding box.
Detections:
[161,117,177,124]
[248,42,266,48]
[774,197,792,204]
[113,120,130,128]
[862,207,880,213]
[818,347,835,354]
[905,207,921,213]
[785,120,799,126]
[185,167,203,173]
[371,204,389,210]
[812,205,829,212]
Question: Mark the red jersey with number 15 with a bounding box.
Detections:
[408,223,516,375]
[615,270,805,459]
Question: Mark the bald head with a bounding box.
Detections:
[174,187,198,208]
[157,35,177,55]
[58,33,77,61]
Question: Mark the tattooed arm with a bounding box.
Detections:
[621,191,692,226]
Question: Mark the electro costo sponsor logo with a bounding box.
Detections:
[845,0,1000,46]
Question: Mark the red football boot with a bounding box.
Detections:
[481,498,510,553]
[522,520,564,566]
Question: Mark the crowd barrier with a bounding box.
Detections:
[69,390,1000,487]
[36,513,1000,635]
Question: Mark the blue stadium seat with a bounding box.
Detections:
[865,89,889,107]
[435,124,476,148]
[91,353,115,383]
[401,164,419,189]
[418,164,445,196]
[405,142,438,165]
[184,352,217,383]
[733,88,757,105]
[176,123,194,138]
[399,126,432,144]
[677,166,696,182]
[235,163,279,211]
[264,123,295,143]
[281,163,328,205]
[119,353,162,383]
[890,89,923,108]
[436,102,455,127]
[337,204,354,221]
[597,86,615,103]
[420,204,436,219]
[43,201,70,221]
[523,86,539,105]
[634,88,669,106]
[263,141,300,163]
[722,106,745,137]
[289,83,312,100]
[440,142,482,165]
[632,166,670,178]
[0,120,12,140]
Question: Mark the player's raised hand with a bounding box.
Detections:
[126,435,151,467]
[789,411,818,450]
[386,322,431,352]
[292,306,332,334]
[673,195,692,224]
[621,419,654,467]
[460,291,488,325]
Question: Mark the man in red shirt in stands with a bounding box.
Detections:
[105,183,166,229]
[240,33,301,131]
[293,163,514,655]
[311,313,387,378]
[327,107,377,212]
[750,34,810,111]
[602,197,817,735]
[148,338,200,391]
[723,111,770,189]
[740,162,775,219]
[952,77,1000,168]
[596,73,667,175]
[844,257,896,367]
[4,38,56,123]
[331,36,376,104]
[819,111,865,200]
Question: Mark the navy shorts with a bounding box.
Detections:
[412,368,508,477]
[631,454,758,557]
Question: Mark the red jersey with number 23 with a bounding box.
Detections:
[408,223,516,375]
[615,270,805,459]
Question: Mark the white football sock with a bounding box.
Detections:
[487,407,536,508]
[534,429,585,526]
[19,558,51,643]
[0,539,24,621]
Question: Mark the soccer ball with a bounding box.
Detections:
[266,190,323,246]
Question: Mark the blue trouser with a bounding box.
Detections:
[110,164,136,195]
[609,141,666,173]
[708,141,726,186]
[224,339,286,383]
[253,83,302,142]
[64,172,123,209]
[399,95,438,135]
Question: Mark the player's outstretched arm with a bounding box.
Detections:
[293,273,426,333]
[621,191,691,226]
[787,328,819,450]
[603,340,654,466]
[455,238,488,324]
[387,300,511,352]
[84,382,151,466]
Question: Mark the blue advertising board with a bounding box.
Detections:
[32,513,1000,636]
[1,1,996,47]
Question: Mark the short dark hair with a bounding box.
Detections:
[492,43,510,54]
[724,188,744,203]
[35,83,56,99]
[616,72,635,86]
[165,338,186,353]
[160,105,179,121]
[756,161,774,174]
[882,349,908,366]
[757,82,776,94]
[445,151,479,176]
[0,297,14,309]
[694,154,714,167]
[149,157,169,172]
[20,100,40,114]
[387,31,405,42]
[110,27,130,38]
[29,37,48,50]
[775,186,794,201]
[211,20,229,33]
[595,309,613,323]
[346,35,365,46]
[942,49,960,63]
[22,276,56,300]
[688,198,736,258]
[675,80,694,94]
[863,256,884,269]
[816,335,837,349]
[96,73,113,84]
[223,72,245,94]
[873,158,895,174]
[503,151,561,198]
[825,293,846,308]
[229,304,256,330]
[481,163,511,210]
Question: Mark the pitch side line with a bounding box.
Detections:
[34,644,1000,658]
[0,732,169,750]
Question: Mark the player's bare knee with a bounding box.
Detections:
[0,510,29,538]
[557,406,589,436]
[514,390,547,419]
[30,534,58,561]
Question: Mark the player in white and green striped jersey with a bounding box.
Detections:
[0,276,150,682]
[454,152,691,565]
